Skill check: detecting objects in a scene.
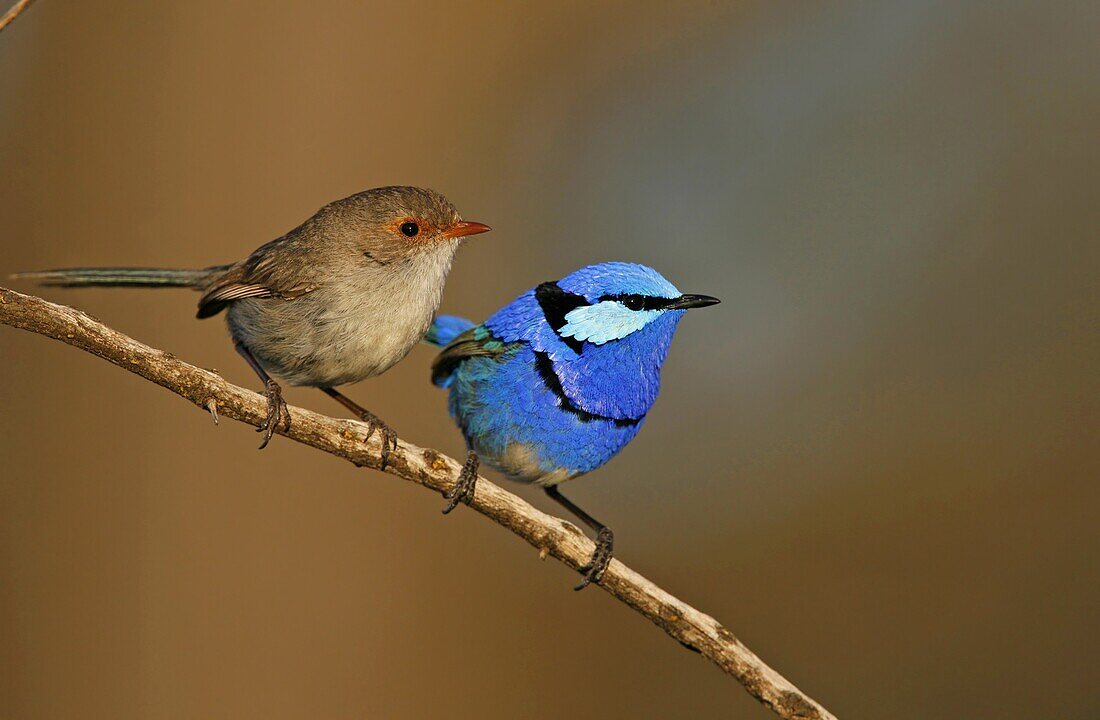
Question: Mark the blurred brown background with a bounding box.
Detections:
[1,1,1097,718]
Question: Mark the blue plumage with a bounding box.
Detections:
[424,314,475,346]
[444,342,645,482]
[427,262,719,589]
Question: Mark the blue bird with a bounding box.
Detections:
[424,262,719,589]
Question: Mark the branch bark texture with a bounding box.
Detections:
[0,0,35,32]
[0,286,836,720]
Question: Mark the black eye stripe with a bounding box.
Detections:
[535,281,588,354]
[597,294,673,311]
[535,283,676,353]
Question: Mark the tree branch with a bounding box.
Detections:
[0,286,836,720]
[0,0,35,33]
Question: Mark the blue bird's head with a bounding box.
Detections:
[486,262,719,420]
[547,263,720,349]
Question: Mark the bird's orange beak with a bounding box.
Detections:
[442,220,492,239]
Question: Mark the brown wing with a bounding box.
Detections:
[196,234,321,319]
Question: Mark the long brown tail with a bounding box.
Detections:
[10,266,228,289]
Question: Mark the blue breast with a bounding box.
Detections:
[445,343,645,484]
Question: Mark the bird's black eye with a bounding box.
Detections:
[400,221,420,237]
[598,293,670,311]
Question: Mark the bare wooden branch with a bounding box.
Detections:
[0,0,35,33]
[0,286,836,720]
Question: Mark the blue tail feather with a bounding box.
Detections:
[425,315,476,347]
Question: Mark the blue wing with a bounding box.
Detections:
[430,324,510,388]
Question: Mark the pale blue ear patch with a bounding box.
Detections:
[558,302,661,345]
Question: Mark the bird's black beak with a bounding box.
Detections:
[666,293,721,310]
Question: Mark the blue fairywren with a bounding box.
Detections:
[425,262,719,589]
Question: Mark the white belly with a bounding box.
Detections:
[226,250,453,387]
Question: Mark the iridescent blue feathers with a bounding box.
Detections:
[428,262,706,485]
[424,314,475,347]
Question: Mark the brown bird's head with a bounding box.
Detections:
[322,186,490,265]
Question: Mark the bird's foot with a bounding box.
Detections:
[357,409,399,470]
[256,379,290,449]
[574,527,614,591]
[442,451,479,514]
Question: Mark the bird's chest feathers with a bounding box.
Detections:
[550,332,671,420]
[315,258,450,378]
[237,250,454,386]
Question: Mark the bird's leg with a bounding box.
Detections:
[544,486,614,591]
[320,387,398,469]
[234,340,290,450]
[442,449,479,514]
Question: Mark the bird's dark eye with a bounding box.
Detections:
[400,221,420,237]
[623,296,645,311]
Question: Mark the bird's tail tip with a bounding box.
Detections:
[425,315,476,347]
[9,269,68,285]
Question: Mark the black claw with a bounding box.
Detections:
[357,410,397,470]
[574,527,614,591]
[256,379,288,450]
[378,426,397,470]
[442,451,479,514]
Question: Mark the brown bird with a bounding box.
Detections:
[16,186,491,459]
